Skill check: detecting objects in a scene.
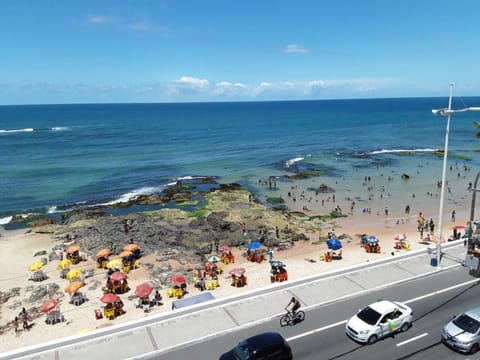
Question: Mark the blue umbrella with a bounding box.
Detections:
[247,241,263,250]
[367,235,379,245]
[326,239,342,251]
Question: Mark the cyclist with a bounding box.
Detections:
[287,296,301,317]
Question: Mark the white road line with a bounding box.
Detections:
[403,278,479,304]
[396,333,429,346]
[286,320,348,342]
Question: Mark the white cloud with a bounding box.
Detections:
[88,15,119,24]
[174,76,210,89]
[128,19,170,36]
[284,44,309,53]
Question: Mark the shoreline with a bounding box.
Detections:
[0,163,477,353]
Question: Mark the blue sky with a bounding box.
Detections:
[1,0,479,105]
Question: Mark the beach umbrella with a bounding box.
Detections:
[135,283,153,299]
[40,299,59,313]
[228,268,246,276]
[28,261,44,271]
[270,260,286,268]
[119,250,133,258]
[394,234,407,241]
[451,225,467,230]
[64,280,84,294]
[366,235,379,245]
[247,241,263,250]
[109,271,127,282]
[96,248,112,259]
[326,239,343,251]
[66,268,83,281]
[206,255,221,263]
[218,245,230,253]
[106,258,123,270]
[100,293,120,304]
[67,245,81,254]
[57,259,72,270]
[171,274,186,284]
[123,243,139,252]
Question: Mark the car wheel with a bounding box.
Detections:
[470,343,479,354]
[367,335,378,345]
[400,322,410,332]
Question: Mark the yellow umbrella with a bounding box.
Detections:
[106,258,123,270]
[66,268,83,281]
[64,280,84,294]
[57,259,72,270]
[28,261,44,271]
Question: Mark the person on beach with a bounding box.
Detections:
[13,316,19,333]
[451,210,456,222]
[20,307,29,331]
[241,222,246,236]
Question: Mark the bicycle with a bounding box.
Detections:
[280,307,305,326]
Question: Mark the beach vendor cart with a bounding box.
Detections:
[108,271,129,294]
[229,268,247,287]
[168,274,187,299]
[66,245,84,265]
[270,261,288,282]
[394,234,411,250]
[96,248,112,269]
[364,235,381,253]
[100,293,124,320]
[219,246,235,264]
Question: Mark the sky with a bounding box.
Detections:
[1,0,479,105]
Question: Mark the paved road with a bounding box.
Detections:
[144,264,480,360]
[1,242,470,360]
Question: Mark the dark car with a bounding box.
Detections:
[219,332,293,360]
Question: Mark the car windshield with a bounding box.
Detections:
[357,306,382,325]
[453,314,480,334]
[234,340,253,360]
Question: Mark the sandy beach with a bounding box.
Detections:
[0,163,476,354]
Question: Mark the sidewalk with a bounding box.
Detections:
[2,241,467,360]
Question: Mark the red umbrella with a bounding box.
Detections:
[451,225,467,230]
[171,274,186,284]
[135,283,153,299]
[218,245,230,253]
[394,233,407,241]
[100,293,120,303]
[228,268,246,276]
[110,271,127,282]
[40,299,59,313]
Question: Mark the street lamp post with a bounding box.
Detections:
[432,83,480,266]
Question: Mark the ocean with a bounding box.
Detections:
[2,97,480,225]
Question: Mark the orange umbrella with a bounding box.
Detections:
[64,280,84,294]
[96,248,112,259]
[123,243,139,252]
[40,299,59,313]
[67,245,81,254]
[135,283,153,299]
[119,250,133,258]
[100,293,120,303]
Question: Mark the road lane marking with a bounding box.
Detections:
[396,332,428,346]
[286,320,348,342]
[403,278,479,304]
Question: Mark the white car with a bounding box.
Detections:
[346,300,413,344]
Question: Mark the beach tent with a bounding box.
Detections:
[172,292,214,310]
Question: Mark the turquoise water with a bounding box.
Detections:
[1,97,480,222]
